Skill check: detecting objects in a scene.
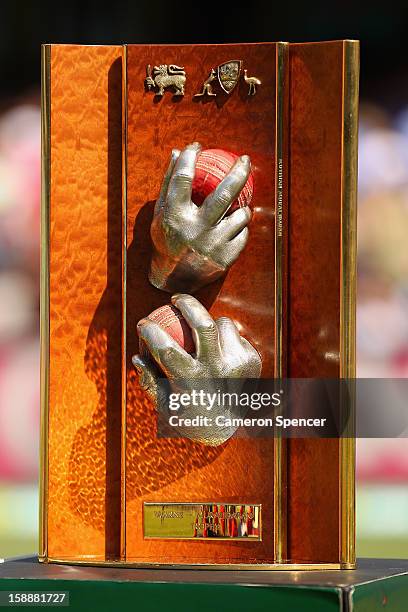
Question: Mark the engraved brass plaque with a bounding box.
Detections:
[144,503,261,540]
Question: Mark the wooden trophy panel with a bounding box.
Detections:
[45,44,124,561]
[125,43,277,564]
[287,41,354,564]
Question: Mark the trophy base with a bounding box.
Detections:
[39,556,354,571]
[2,556,406,612]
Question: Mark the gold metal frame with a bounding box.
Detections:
[339,39,359,569]
[39,40,359,569]
[274,41,289,565]
[44,558,348,570]
[121,43,128,563]
[39,43,51,563]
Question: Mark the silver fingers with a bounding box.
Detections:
[154,148,180,215]
[171,294,222,362]
[220,227,249,268]
[137,318,195,378]
[131,354,159,403]
[133,295,262,446]
[166,142,201,211]
[200,155,251,224]
[214,206,252,240]
[148,142,252,293]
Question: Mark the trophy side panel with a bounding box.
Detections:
[46,44,123,561]
[125,43,277,564]
[287,40,357,564]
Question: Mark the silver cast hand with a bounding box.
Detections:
[132,294,262,446]
[149,142,252,293]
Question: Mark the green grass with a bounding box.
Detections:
[0,535,38,559]
[357,537,408,559]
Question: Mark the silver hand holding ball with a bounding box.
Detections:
[149,142,252,293]
[132,294,262,446]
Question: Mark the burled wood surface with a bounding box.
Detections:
[287,41,345,564]
[48,45,123,560]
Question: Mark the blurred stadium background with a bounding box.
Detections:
[0,1,407,559]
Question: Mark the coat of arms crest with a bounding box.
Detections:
[217,60,242,94]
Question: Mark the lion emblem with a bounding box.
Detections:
[145,64,186,96]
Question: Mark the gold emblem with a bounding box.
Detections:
[217,60,242,94]
[243,69,261,96]
[145,64,186,96]
[194,68,217,98]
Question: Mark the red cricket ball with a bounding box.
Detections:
[146,304,195,354]
[192,149,254,214]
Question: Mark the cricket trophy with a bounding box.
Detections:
[40,40,359,567]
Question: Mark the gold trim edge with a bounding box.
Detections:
[339,39,359,568]
[273,40,289,565]
[39,43,51,562]
[121,43,128,562]
[41,557,355,571]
